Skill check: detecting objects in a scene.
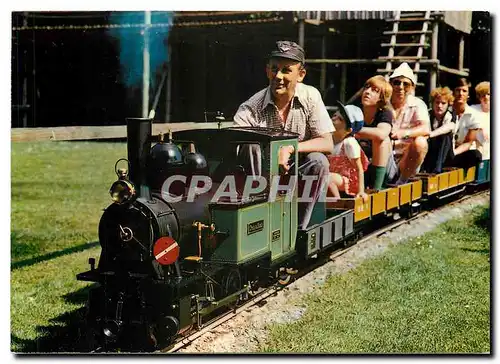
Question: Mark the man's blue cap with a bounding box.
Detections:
[336,101,364,134]
[270,41,305,64]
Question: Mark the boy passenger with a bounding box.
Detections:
[450,77,483,170]
[422,87,456,173]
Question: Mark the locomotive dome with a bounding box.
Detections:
[149,138,184,166]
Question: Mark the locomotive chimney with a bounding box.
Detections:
[126,117,152,200]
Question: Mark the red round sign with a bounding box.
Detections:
[153,237,180,265]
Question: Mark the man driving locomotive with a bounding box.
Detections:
[233,40,334,229]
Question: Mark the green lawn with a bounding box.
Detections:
[11,141,126,352]
[11,141,126,264]
[261,207,490,353]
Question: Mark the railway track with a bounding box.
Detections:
[163,189,489,353]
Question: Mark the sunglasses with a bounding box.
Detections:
[391,80,412,88]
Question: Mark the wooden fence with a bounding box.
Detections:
[11,122,234,142]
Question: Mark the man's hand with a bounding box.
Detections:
[278,145,295,174]
[390,129,408,140]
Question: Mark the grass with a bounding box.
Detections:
[11,141,126,352]
[11,247,101,352]
[11,141,126,264]
[260,206,490,354]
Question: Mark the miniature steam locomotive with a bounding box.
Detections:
[77,117,489,351]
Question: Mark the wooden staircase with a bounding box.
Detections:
[376,11,434,88]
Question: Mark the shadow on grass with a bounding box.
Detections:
[11,241,100,270]
[459,206,491,257]
[12,285,96,353]
[473,206,491,233]
[461,247,490,255]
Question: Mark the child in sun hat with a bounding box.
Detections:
[327,101,369,201]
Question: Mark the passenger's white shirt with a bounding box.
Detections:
[454,105,481,145]
[333,137,361,159]
[455,104,489,160]
[470,104,490,160]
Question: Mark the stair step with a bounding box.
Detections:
[384,30,432,35]
[400,12,427,18]
[377,68,428,74]
[430,11,445,17]
[377,59,430,64]
[381,43,430,48]
[387,17,431,22]
[378,55,428,60]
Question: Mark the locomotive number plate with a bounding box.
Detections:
[272,229,281,241]
[247,220,264,235]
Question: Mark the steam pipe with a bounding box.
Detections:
[148,64,168,119]
[126,117,152,200]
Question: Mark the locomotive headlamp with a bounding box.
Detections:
[110,158,136,204]
[109,179,136,204]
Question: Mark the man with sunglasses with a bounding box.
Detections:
[387,63,431,185]
[234,41,334,229]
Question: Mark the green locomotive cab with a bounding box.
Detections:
[172,127,299,266]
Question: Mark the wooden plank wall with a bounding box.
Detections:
[11,122,235,142]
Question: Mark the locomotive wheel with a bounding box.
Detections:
[153,316,180,348]
[278,273,292,286]
[223,269,243,306]
[277,267,296,287]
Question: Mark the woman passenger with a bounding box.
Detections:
[354,75,393,190]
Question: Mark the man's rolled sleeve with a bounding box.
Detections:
[307,87,335,138]
[413,97,431,129]
[467,109,482,130]
[233,104,256,127]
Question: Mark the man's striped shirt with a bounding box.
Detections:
[233,83,334,141]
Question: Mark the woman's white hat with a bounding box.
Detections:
[389,62,417,85]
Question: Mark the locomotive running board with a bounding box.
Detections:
[195,285,250,328]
